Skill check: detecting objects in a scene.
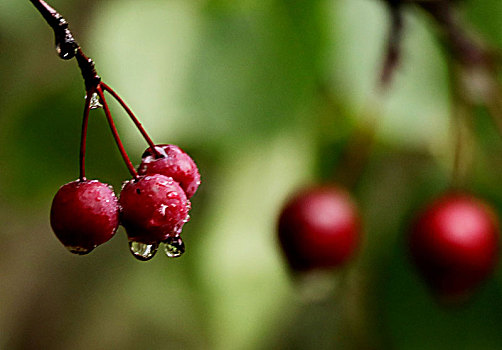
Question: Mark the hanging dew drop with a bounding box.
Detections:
[163,236,185,258]
[129,241,158,261]
[66,245,93,255]
[55,30,78,60]
[55,43,75,59]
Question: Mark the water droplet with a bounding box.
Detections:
[89,92,103,109]
[66,245,93,255]
[163,236,185,258]
[129,241,158,261]
[159,204,168,216]
[171,223,184,236]
[183,214,191,223]
[55,29,78,60]
[56,43,77,60]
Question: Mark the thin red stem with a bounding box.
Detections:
[97,85,138,179]
[79,89,93,181]
[100,82,161,158]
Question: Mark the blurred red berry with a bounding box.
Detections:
[278,186,361,271]
[410,192,500,298]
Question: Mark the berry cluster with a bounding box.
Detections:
[30,0,200,261]
[51,143,200,261]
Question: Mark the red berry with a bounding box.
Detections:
[278,186,361,271]
[119,174,190,244]
[50,180,120,254]
[138,144,201,198]
[410,192,500,298]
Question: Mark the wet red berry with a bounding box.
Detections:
[410,192,500,298]
[138,144,201,198]
[50,180,120,254]
[119,174,190,244]
[278,186,361,271]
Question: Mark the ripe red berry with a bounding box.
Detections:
[50,180,120,254]
[119,174,190,244]
[138,144,201,198]
[410,192,500,298]
[278,186,361,271]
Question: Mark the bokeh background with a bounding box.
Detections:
[2,0,502,349]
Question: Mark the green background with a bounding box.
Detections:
[1,0,502,349]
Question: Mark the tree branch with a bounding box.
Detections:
[29,0,100,91]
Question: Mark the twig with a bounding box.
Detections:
[29,0,101,90]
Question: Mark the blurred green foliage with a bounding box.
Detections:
[1,0,502,349]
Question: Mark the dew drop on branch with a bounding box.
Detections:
[84,92,103,110]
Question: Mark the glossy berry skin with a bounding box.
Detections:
[278,186,361,271]
[119,174,190,244]
[50,180,120,254]
[138,144,200,198]
[410,193,500,298]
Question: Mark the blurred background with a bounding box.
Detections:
[2,0,502,349]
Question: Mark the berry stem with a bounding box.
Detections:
[417,2,490,67]
[100,82,161,158]
[379,1,404,89]
[334,99,380,189]
[30,0,157,178]
[448,61,474,189]
[315,84,381,190]
[79,89,93,181]
[97,85,139,179]
[416,2,502,143]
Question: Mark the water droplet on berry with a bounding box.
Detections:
[163,236,185,258]
[183,214,190,223]
[129,241,158,261]
[85,92,103,110]
[66,246,93,255]
[172,224,183,235]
